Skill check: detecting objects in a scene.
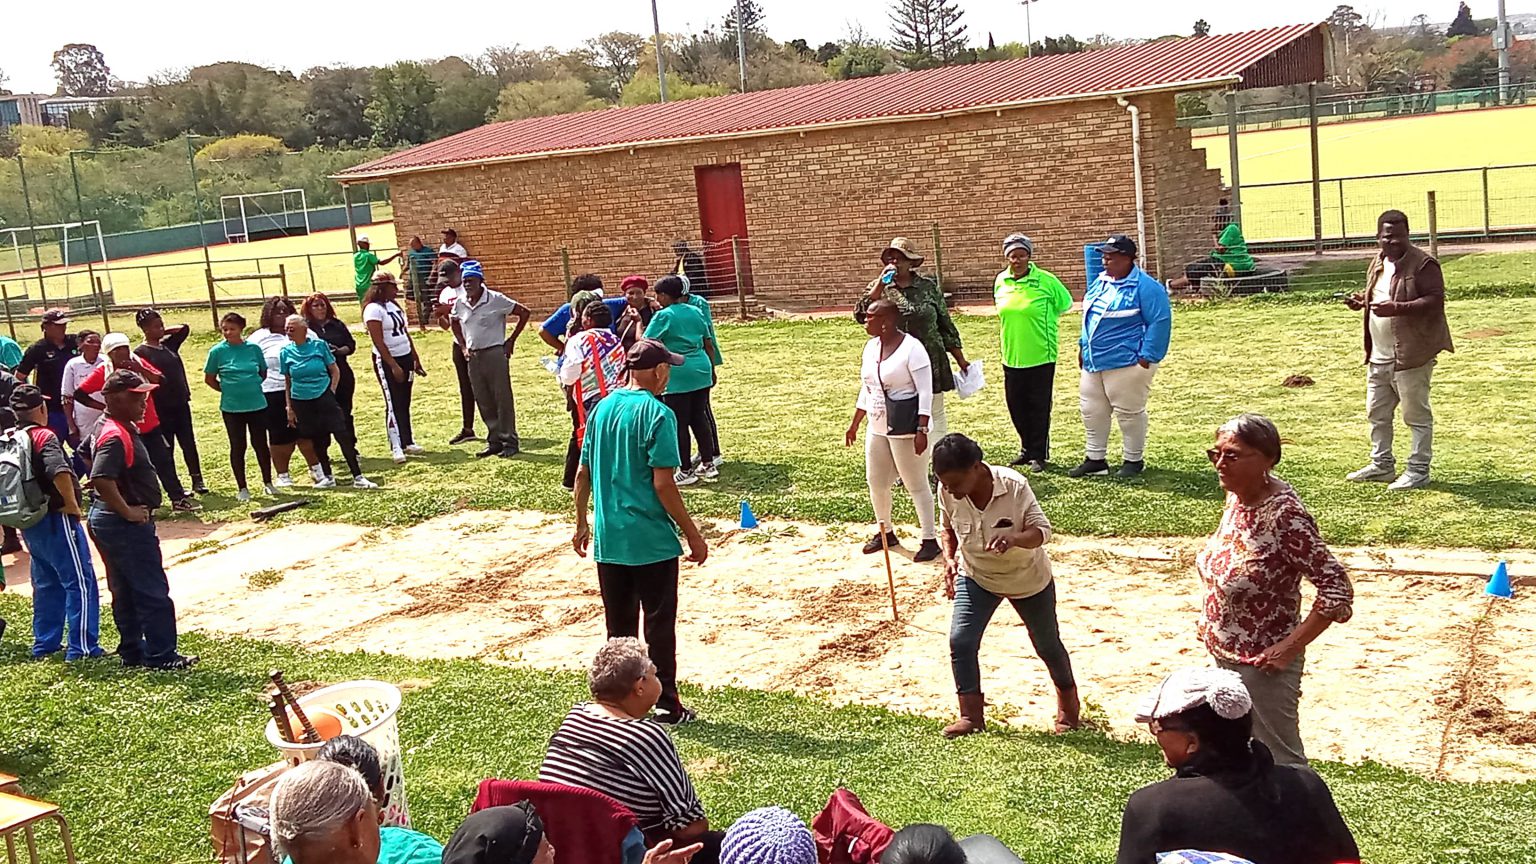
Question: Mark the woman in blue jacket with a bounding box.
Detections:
[1071,235,1171,478]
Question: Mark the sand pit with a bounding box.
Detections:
[5,510,1532,782]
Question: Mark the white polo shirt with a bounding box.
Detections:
[939,463,1055,599]
[451,288,520,351]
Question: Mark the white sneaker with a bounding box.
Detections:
[403,444,426,456]
[1346,463,1395,482]
[711,455,725,469]
[353,476,380,490]
[237,488,251,502]
[309,464,326,483]
[697,462,720,480]
[1387,471,1430,491]
[275,473,293,488]
[313,476,337,490]
[674,469,700,487]
[263,484,278,497]
[392,450,408,465]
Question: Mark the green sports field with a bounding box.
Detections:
[1192,105,1536,243]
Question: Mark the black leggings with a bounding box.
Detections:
[316,430,364,479]
[452,344,476,433]
[662,388,718,468]
[222,410,272,489]
[143,429,187,502]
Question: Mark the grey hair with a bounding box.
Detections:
[589,637,653,702]
[284,314,307,330]
[1218,413,1281,465]
[269,760,372,859]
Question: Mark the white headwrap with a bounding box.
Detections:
[1135,667,1252,723]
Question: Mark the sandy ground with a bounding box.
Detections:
[5,511,1533,783]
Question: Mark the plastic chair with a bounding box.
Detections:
[0,792,78,864]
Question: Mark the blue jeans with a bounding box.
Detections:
[24,511,101,660]
[89,504,179,666]
[949,576,1075,695]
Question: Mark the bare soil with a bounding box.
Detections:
[6,511,1533,782]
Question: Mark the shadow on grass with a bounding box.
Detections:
[1433,477,1536,512]
[678,718,880,760]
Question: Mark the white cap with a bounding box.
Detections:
[1134,667,1251,723]
[101,332,132,353]
[357,235,370,244]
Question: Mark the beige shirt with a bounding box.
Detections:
[939,464,1054,599]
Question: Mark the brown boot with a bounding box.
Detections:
[944,692,986,738]
[1054,686,1082,733]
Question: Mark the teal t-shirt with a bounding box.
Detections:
[581,388,684,566]
[644,304,713,394]
[0,335,22,370]
[682,293,723,366]
[285,826,441,864]
[203,340,268,414]
[279,338,335,401]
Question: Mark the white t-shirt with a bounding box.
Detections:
[61,354,106,438]
[250,328,291,393]
[856,334,933,438]
[364,301,414,357]
[438,242,467,259]
[1368,258,1396,365]
[437,285,463,307]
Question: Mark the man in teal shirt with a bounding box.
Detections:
[994,234,1073,471]
[353,235,399,304]
[573,338,708,725]
[404,236,438,325]
[0,333,23,371]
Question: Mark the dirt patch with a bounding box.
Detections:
[1281,374,1315,388]
[1464,328,1507,339]
[10,510,1534,782]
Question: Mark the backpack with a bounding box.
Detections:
[0,426,53,529]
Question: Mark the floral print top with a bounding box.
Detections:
[1196,483,1354,663]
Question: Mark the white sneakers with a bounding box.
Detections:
[674,469,700,487]
[263,484,278,496]
[1347,463,1430,490]
[237,489,251,502]
[353,476,379,490]
[313,476,337,490]
[403,444,426,456]
[275,473,293,488]
[310,464,327,483]
[1387,472,1430,491]
[392,450,408,464]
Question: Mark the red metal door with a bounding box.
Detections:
[694,164,752,296]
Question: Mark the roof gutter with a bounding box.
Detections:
[333,74,1244,183]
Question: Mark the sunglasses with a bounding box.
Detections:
[1205,447,1251,465]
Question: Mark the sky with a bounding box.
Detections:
[6,0,1535,94]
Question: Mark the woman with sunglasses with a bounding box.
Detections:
[1118,667,1359,864]
[1195,414,1353,768]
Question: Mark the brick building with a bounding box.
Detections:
[336,23,1329,314]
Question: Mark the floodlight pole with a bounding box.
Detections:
[652,0,668,102]
[1022,0,1038,57]
[16,155,48,304]
[1496,0,1511,103]
[736,0,748,92]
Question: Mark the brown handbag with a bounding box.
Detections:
[209,761,290,864]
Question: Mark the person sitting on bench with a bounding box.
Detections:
[1169,223,1255,291]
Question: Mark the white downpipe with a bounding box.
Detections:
[1116,96,1147,264]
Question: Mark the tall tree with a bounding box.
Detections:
[51,44,115,96]
[931,0,969,64]
[1447,2,1478,37]
[491,78,605,121]
[724,1,767,35]
[483,45,563,86]
[304,67,374,147]
[889,0,968,69]
[1193,19,1211,37]
[586,32,648,94]
[428,57,499,137]
[365,62,438,147]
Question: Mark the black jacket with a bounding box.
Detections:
[1116,742,1360,864]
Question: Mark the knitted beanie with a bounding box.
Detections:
[720,807,818,864]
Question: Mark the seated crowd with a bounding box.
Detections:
[266,639,1360,864]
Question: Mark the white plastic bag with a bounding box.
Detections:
[955,358,986,400]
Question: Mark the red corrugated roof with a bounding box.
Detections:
[338,22,1326,180]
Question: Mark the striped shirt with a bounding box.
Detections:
[538,703,705,833]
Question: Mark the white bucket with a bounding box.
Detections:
[263,680,410,827]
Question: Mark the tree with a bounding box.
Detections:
[1193,19,1211,37]
[1447,2,1478,37]
[365,62,438,147]
[815,42,842,63]
[1326,5,1365,34]
[428,57,499,137]
[1448,49,1497,86]
[1176,93,1212,118]
[830,44,894,78]
[787,39,812,57]
[724,0,767,35]
[889,0,970,69]
[304,67,373,147]
[0,66,9,95]
[491,78,606,121]
[51,44,115,96]
[587,32,648,94]
[619,72,727,106]
[483,45,564,86]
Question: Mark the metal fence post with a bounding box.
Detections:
[67,152,102,318]
[931,223,945,291]
[279,263,289,300]
[1308,83,1323,254]
[92,276,110,332]
[16,155,49,304]
[307,254,319,295]
[145,266,157,307]
[0,284,14,341]
[730,237,747,319]
[205,268,220,330]
[1337,180,1347,241]
[1482,167,1492,239]
[560,247,574,298]
[1427,191,1439,259]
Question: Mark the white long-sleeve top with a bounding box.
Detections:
[856,333,933,438]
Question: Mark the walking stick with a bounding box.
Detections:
[270,670,321,743]
[878,522,899,621]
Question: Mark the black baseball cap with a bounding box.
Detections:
[102,369,158,395]
[627,338,685,371]
[40,309,71,326]
[8,384,46,411]
[1097,234,1138,257]
[135,308,163,327]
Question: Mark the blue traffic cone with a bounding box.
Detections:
[1485,560,1513,599]
[739,500,759,530]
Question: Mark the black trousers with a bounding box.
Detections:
[661,388,719,468]
[597,558,682,713]
[221,410,272,489]
[563,388,581,491]
[335,362,357,442]
[1003,362,1056,463]
[452,345,477,433]
[154,400,203,486]
[143,425,188,502]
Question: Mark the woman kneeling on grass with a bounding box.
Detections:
[281,315,377,490]
[539,637,723,864]
[1116,667,1359,864]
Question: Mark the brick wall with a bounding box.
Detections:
[388,92,1224,315]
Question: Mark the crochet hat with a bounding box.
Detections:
[1003,233,1033,256]
[1135,667,1251,724]
[721,807,818,864]
[460,259,485,281]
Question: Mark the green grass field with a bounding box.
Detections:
[156,293,1536,550]
[1193,105,1536,242]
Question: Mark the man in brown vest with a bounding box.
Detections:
[1345,209,1454,490]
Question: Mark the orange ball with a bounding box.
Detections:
[286,707,344,742]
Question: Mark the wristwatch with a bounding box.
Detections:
[917,425,929,433]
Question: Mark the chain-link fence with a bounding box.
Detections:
[1181,84,1536,132]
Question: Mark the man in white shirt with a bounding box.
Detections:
[932,433,1079,738]
[432,260,479,445]
[438,228,467,261]
[450,260,530,458]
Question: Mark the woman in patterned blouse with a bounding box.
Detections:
[1195,414,1354,767]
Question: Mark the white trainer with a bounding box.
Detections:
[1387,471,1430,491]
[237,488,251,502]
[353,476,380,490]
[403,444,426,456]
[392,450,408,464]
[274,473,293,488]
[263,484,279,497]
[1346,463,1395,482]
[674,469,699,487]
[313,476,337,489]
